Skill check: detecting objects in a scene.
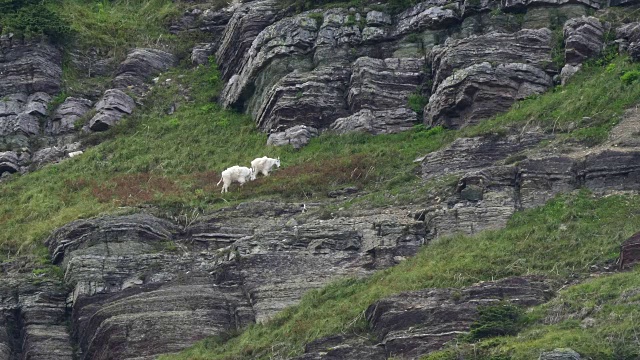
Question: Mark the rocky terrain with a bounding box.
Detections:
[1,0,640,358]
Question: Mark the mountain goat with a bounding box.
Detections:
[251,156,281,177]
[216,166,256,193]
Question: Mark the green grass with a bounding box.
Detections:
[162,190,640,359]
[59,0,179,60]
[425,269,640,359]
[463,57,640,146]
[0,60,452,259]
[2,53,638,260]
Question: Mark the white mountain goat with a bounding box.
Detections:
[251,156,281,177]
[68,151,84,158]
[216,166,256,193]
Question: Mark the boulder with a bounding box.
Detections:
[619,231,640,270]
[564,16,605,66]
[88,89,135,131]
[0,151,19,176]
[330,108,418,135]
[539,348,582,360]
[267,125,319,149]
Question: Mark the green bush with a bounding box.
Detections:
[408,92,428,113]
[620,69,640,85]
[466,303,525,341]
[0,0,70,42]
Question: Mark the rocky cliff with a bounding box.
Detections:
[1,0,640,358]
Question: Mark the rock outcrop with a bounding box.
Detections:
[418,112,640,237]
[539,348,583,360]
[330,108,418,135]
[362,277,552,358]
[616,22,640,61]
[426,29,555,128]
[267,124,320,148]
[348,57,424,112]
[256,66,351,132]
[563,16,605,66]
[88,89,136,131]
[0,276,73,360]
[0,92,51,137]
[293,335,386,360]
[113,48,176,95]
[619,231,640,270]
[216,0,281,81]
[0,38,62,97]
[425,62,553,128]
[39,203,426,358]
[46,97,93,135]
[430,29,554,89]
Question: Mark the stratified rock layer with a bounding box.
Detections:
[42,204,425,358]
[564,16,604,66]
[365,276,551,358]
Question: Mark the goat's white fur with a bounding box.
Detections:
[251,156,281,177]
[217,166,255,193]
[68,150,84,158]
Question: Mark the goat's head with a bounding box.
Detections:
[275,157,281,168]
[249,168,257,181]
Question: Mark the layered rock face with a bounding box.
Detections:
[0,38,62,97]
[112,48,176,96]
[419,115,640,238]
[88,89,136,131]
[0,276,73,360]
[0,42,171,172]
[209,0,624,145]
[36,204,425,358]
[366,276,551,358]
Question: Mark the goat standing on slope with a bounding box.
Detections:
[251,156,281,177]
[217,166,256,193]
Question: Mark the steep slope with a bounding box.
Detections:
[1,0,640,358]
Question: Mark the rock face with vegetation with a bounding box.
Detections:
[366,276,551,358]
[40,204,423,358]
[2,0,640,358]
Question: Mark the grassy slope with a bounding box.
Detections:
[2,2,640,356]
[4,55,639,259]
[164,191,640,359]
[425,269,640,359]
[0,61,452,259]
